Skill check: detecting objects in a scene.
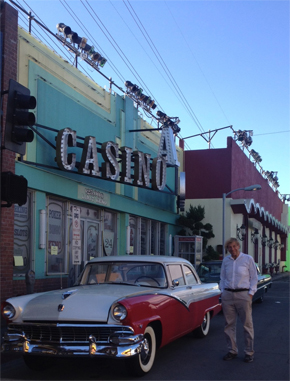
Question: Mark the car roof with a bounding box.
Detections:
[88,255,192,265]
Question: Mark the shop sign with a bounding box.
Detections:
[55,128,167,191]
[78,185,110,206]
[48,203,63,252]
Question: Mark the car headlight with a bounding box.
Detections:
[2,303,16,320]
[112,303,127,322]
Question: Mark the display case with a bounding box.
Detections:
[174,235,203,268]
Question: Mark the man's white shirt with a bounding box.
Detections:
[220,253,258,295]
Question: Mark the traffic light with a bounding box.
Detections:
[5,79,36,155]
[1,172,28,207]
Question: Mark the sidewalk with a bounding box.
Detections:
[271,270,290,281]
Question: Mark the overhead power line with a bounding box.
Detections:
[80,0,159,106]
[164,0,231,127]
[254,130,290,136]
[59,0,126,85]
[123,0,205,134]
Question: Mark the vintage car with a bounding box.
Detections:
[2,256,221,376]
[196,260,272,303]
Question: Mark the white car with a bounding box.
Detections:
[2,256,221,376]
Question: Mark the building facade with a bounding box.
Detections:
[184,137,288,272]
[0,2,183,301]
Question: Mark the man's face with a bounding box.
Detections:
[227,241,240,259]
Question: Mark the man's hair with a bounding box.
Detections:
[225,237,240,250]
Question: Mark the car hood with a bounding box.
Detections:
[18,284,155,322]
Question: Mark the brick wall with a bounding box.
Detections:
[13,278,69,297]
[1,2,18,302]
[1,4,69,302]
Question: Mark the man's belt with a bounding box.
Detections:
[224,288,249,292]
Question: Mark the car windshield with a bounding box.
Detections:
[78,261,168,288]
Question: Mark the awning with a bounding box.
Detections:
[230,199,289,236]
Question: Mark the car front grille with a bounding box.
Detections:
[8,323,133,344]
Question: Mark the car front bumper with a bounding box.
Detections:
[2,331,145,358]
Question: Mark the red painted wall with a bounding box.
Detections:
[185,137,284,220]
[185,146,232,199]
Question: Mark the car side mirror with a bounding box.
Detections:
[172,279,179,287]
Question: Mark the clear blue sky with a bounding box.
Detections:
[13,0,290,198]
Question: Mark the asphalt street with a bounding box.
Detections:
[1,273,289,381]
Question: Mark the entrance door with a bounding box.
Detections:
[85,221,100,261]
[68,219,100,285]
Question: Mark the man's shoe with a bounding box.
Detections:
[244,354,254,363]
[223,352,237,361]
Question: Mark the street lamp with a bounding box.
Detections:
[222,184,261,258]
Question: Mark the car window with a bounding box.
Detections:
[197,264,209,276]
[198,263,221,276]
[126,264,167,287]
[183,265,198,285]
[168,264,185,286]
[210,265,221,275]
[80,262,167,288]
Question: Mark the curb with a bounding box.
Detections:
[271,272,290,281]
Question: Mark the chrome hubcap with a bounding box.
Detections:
[140,337,150,363]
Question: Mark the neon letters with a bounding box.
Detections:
[55,128,167,191]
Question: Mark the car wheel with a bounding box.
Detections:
[126,326,156,377]
[195,311,210,338]
[23,355,53,371]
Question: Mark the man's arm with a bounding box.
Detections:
[248,258,258,295]
[219,260,226,293]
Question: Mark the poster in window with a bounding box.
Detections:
[48,200,64,273]
[103,231,114,256]
[87,224,98,259]
[14,196,30,271]
[104,212,113,231]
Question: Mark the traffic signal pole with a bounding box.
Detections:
[4,79,36,155]
[1,79,37,207]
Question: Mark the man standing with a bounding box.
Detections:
[220,237,258,363]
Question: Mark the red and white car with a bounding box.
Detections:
[2,256,221,376]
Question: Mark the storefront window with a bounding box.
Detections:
[103,211,117,256]
[46,199,119,279]
[47,199,66,274]
[151,220,157,255]
[141,218,149,255]
[130,215,168,256]
[13,191,32,275]
[129,216,138,254]
[160,223,166,255]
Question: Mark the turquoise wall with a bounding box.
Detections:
[27,61,177,214]
[15,59,181,280]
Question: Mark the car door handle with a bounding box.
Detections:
[186,286,192,289]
